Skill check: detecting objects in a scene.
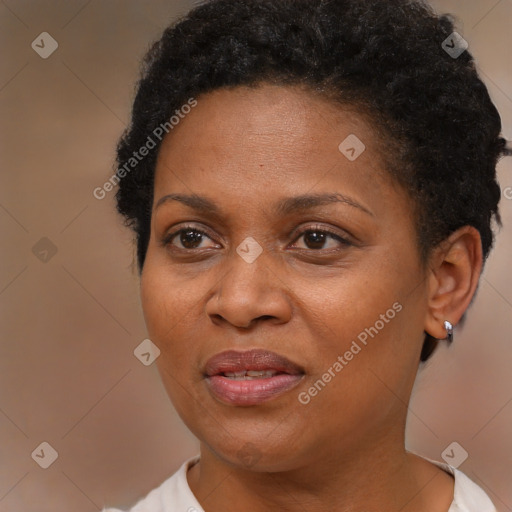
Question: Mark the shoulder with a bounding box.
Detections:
[428,459,497,512]
[451,467,497,511]
[103,455,202,512]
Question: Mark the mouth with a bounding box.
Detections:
[204,349,305,406]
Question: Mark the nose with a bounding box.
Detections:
[205,248,293,329]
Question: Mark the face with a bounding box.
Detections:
[140,84,430,472]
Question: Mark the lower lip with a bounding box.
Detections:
[205,374,304,406]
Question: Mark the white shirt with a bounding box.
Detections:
[103,455,496,512]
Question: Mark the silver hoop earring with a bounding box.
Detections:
[444,320,453,342]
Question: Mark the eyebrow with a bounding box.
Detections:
[155,192,373,217]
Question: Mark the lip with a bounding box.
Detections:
[204,349,305,406]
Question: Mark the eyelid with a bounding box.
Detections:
[289,223,354,247]
[161,223,218,248]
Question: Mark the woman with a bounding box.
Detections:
[105,0,509,510]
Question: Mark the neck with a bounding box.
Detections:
[186,429,454,511]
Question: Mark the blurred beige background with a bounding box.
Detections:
[0,1,511,511]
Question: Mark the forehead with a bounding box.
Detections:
[153,84,404,216]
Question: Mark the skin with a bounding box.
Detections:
[140,84,483,511]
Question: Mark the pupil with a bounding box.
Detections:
[181,229,202,248]
[305,231,325,249]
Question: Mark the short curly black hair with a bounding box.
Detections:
[114,0,508,362]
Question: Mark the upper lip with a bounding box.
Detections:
[204,349,304,377]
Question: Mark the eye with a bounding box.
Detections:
[291,225,352,250]
[162,225,218,250]
[162,223,353,253]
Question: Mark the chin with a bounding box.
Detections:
[196,425,312,474]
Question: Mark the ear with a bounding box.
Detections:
[424,226,483,340]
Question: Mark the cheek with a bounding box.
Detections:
[300,261,401,347]
[140,255,200,361]
[305,255,422,395]
[140,270,173,339]
[140,259,204,413]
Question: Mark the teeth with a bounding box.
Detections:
[246,370,276,377]
[224,371,246,378]
[223,370,278,379]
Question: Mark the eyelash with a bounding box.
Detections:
[162,223,353,252]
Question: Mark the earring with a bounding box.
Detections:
[444,320,453,342]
